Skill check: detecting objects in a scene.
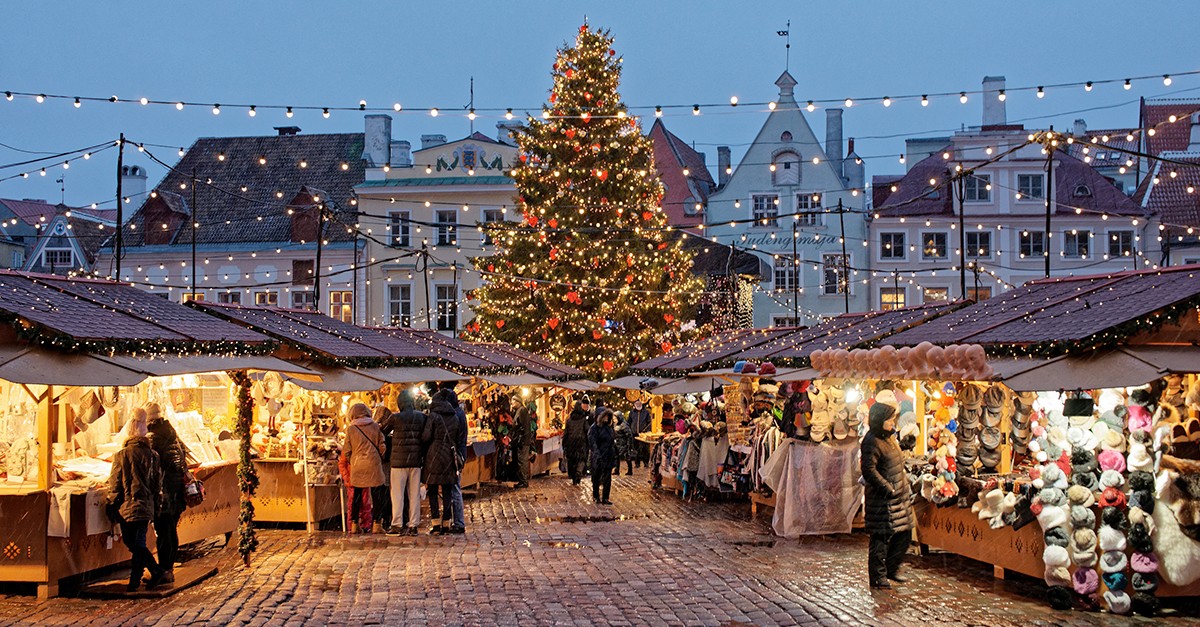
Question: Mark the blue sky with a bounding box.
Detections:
[3,1,1199,209]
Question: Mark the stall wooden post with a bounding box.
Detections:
[913,381,927,458]
[37,385,54,492]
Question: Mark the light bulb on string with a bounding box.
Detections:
[359,100,367,110]
[692,104,700,115]
[73,97,81,108]
[1124,79,1132,90]
[506,108,513,119]
[729,96,738,106]
[959,92,968,104]
[807,100,815,112]
[1085,81,1093,92]
[997,90,1006,102]
[248,105,257,117]
[4,92,12,101]
[768,101,777,110]
[1036,86,1045,98]
[1164,75,1173,86]
[882,96,891,107]
[920,95,929,107]
[286,106,294,118]
[212,104,222,115]
[844,98,853,107]
[322,108,330,118]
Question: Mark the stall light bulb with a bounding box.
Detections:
[959,92,968,104]
[248,105,257,117]
[322,108,330,118]
[807,100,815,112]
[286,106,294,118]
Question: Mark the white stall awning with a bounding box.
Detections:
[0,346,148,387]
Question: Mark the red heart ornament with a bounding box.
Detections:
[664,314,674,323]
[602,360,615,371]
[592,330,603,340]
[548,318,559,329]
[496,320,505,329]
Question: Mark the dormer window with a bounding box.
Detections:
[772,150,801,186]
[780,131,793,142]
[1073,184,1092,197]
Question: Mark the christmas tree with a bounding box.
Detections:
[468,25,701,377]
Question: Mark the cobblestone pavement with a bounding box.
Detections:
[2,472,1199,626]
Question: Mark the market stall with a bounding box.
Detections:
[0,271,296,597]
[869,267,1200,615]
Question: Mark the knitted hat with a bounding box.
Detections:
[1043,544,1070,568]
[1047,585,1074,611]
[1131,572,1158,593]
[1129,490,1155,514]
[1039,487,1068,507]
[1099,526,1127,552]
[1070,505,1096,529]
[1101,506,1128,530]
[1128,507,1155,536]
[1128,470,1155,492]
[1072,547,1098,569]
[1045,565,1072,588]
[1104,589,1132,615]
[1099,486,1127,509]
[1129,523,1154,554]
[1127,441,1154,473]
[1097,449,1126,473]
[1044,526,1070,547]
[1103,571,1128,591]
[1041,464,1069,489]
[1072,567,1099,595]
[1099,469,1125,489]
[1130,551,1159,574]
[1067,484,1096,508]
[1072,472,1099,491]
[1100,549,1129,573]
[1072,527,1098,554]
[1130,591,1159,617]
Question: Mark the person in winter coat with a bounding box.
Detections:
[386,392,426,535]
[860,402,914,589]
[146,406,187,582]
[423,387,464,534]
[107,433,167,591]
[342,403,386,533]
[446,384,468,533]
[588,409,617,504]
[563,401,591,485]
[513,397,536,488]
[371,404,394,532]
[627,400,652,468]
[613,412,636,475]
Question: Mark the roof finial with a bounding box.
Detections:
[777,21,790,72]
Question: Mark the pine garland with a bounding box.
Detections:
[229,370,259,565]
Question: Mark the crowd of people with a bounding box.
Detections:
[563,397,653,504]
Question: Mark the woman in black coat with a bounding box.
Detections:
[860,402,914,589]
[422,390,462,533]
[147,410,187,582]
[588,410,616,504]
[563,402,591,485]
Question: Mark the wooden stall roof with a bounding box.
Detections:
[372,327,522,371]
[0,270,269,349]
[471,342,586,380]
[739,302,965,361]
[632,327,799,374]
[194,302,396,361]
[882,265,1200,352]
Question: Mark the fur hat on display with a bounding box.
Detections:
[1047,586,1074,611]
[1045,565,1072,589]
[1070,505,1096,530]
[1129,491,1155,514]
[1043,544,1070,569]
[1129,523,1155,554]
[1044,526,1070,547]
[1037,505,1068,531]
[1128,470,1155,492]
[1072,546,1098,569]
[1127,507,1155,536]
[1097,449,1126,473]
[1041,464,1069,490]
[1127,404,1153,432]
[1067,484,1095,508]
[1039,487,1068,507]
[1100,469,1125,490]
[1101,549,1129,573]
[1130,591,1159,617]
[1104,589,1132,615]
[1101,506,1128,530]
[1099,526,1128,552]
[1072,527,1098,554]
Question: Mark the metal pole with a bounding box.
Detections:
[422,243,432,329]
[791,224,798,323]
[191,169,197,301]
[115,133,124,280]
[837,199,848,313]
[1044,138,1055,278]
[893,270,900,309]
[314,204,324,311]
[352,226,360,323]
[452,261,460,337]
[956,171,966,299]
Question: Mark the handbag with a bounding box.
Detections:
[183,468,206,507]
[441,415,464,473]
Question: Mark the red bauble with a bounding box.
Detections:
[602,360,615,371]
[592,330,603,340]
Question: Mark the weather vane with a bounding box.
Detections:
[777,21,790,71]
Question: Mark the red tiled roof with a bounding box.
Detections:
[1143,99,1200,156]
[882,265,1200,351]
[0,198,111,227]
[739,301,964,361]
[875,148,1143,218]
[649,119,715,227]
[1133,152,1200,239]
[0,270,268,348]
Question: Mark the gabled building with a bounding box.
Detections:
[704,70,868,328]
[648,119,716,228]
[0,198,115,274]
[96,127,365,315]
[869,77,1156,310]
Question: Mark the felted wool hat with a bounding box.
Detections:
[1097,449,1126,473]
[1068,426,1096,451]
[1099,486,1127,509]
[1045,565,1072,588]
[1127,441,1154,473]
[1044,526,1070,547]
[1129,523,1154,554]
[982,408,1003,428]
[1099,526,1127,552]
[1037,505,1068,531]
[1072,567,1100,595]
[1072,471,1099,491]
[1127,404,1153,432]
[1104,589,1132,615]
[1101,506,1128,530]
[979,446,1001,469]
[1101,549,1129,573]
[1130,591,1159,617]
[1072,527,1098,553]
[1130,551,1159,574]
[874,389,899,410]
[1100,469,1125,490]
[1073,546,1099,569]
[1047,585,1074,611]
[1131,572,1158,594]
[981,426,1002,449]
[1070,505,1096,529]
[1067,484,1096,508]
[1039,487,1068,507]
[1043,543,1070,568]
[1129,491,1155,514]
[1103,571,1129,591]
[959,383,983,409]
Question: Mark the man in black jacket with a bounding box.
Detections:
[513,397,535,488]
[386,391,427,536]
[626,400,652,468]
[108,434,168,591]
[860,402,914,589]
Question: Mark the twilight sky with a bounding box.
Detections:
[3,1,1199,209]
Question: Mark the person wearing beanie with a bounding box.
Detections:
[860,402,913,589]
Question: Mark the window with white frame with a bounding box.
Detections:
[10,251,24,268]
[967,287,992,301]
[880,232,906,260]
[481,208,504,246]
[795,193,822,226]
[773,256,797,292]
[435,285,458,331]
[254,291,278,306]
[1064,229,1090,258]
[181,292,205,303]
[217,291,241,304]
[772,315,801,327]
[965,231,992,258]
[388,210,411,247]
[435,210,457,246]
[1017,174,1045,200]
[880,287,906,311]
[329,290,353,323]
[42,248,73,267]
[964,173,991,202]
[822,253,848,295]
[1019,230,1046,258]
[921,232,948,259]
[924,287,949,303]
[1108,230,1135,257]
[388,284,413,327]
[291,291,316,310]
[751,194,779,227]
[773,152,801,186]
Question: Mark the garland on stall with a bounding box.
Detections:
[229,370,259,565]
[0,313,276,357]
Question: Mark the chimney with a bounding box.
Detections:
[843,138,865,190]
[120,165,147,210]
[717,146,731,187]
[390,140,412,167]
[274,126,301,136]
[496,121,522,145]
[421,134,447,150]
[825,108,844,181]
[1073,119,1087,138]
[982,76,1006,126]
[362,115,392,167]
[1190,113,1200,151]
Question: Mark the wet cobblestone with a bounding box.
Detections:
[1,472,1198,626]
